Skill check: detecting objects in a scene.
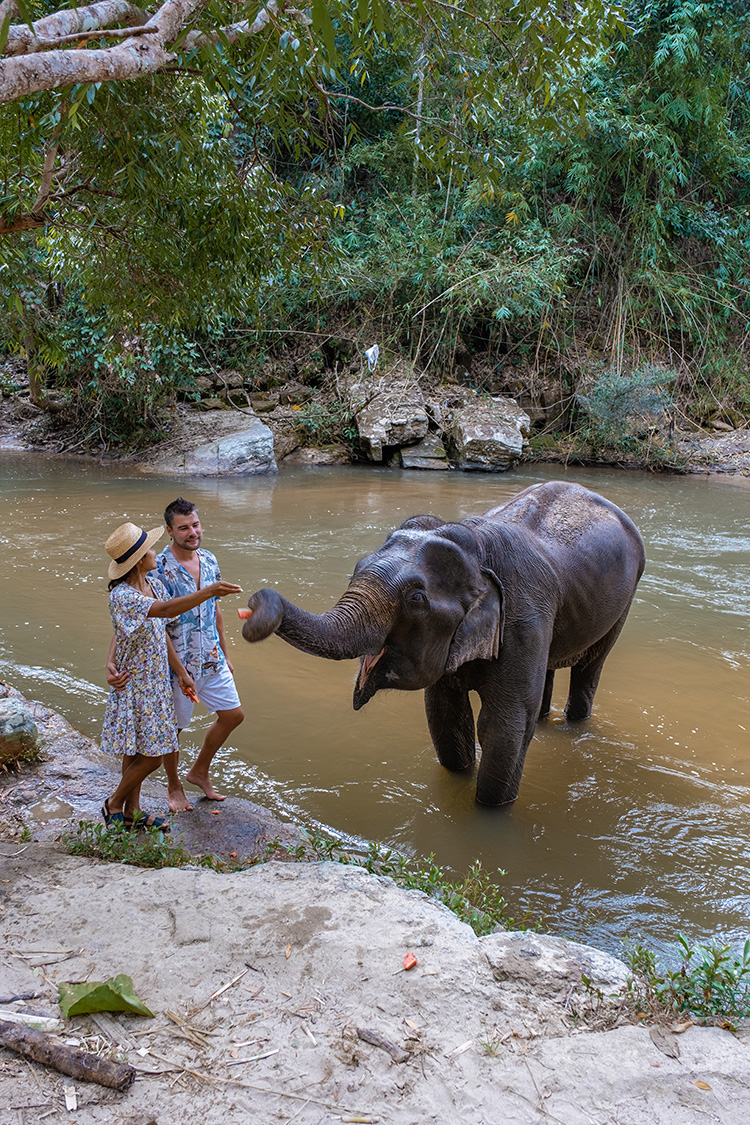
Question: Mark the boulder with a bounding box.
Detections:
[445,396,530,471]
[0,698,39,763]
[354,381,429,462]
[181,420,277,476]
[399,433,450,470]
[484,930,630,998]
[194,396,231,411]
[278,382,314,406]
[282,444,352,466]
[249,392,280,414]
[217,369,246,390]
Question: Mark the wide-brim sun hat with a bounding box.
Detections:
[105,522,164,580]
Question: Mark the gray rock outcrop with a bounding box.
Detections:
[445,395,530,471]
[399,432,450,470]
[354,381,429,461]
[3,846,750,1125]
[0,697,38,763]
[181,420,277,476]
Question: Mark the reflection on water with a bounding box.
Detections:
[1,453,749,956]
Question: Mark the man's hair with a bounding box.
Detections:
[164,497,198,527]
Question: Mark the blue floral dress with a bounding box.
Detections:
[100,579,179,758]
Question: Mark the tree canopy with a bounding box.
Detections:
[4,1,750,451]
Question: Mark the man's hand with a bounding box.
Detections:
[106,661,131,691]
[178,671,199,703]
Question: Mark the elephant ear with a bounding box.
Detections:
[446,568,504,673]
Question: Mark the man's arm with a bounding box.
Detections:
[105,635,130,691]
[166,635,197,700]
[215,603,234,674]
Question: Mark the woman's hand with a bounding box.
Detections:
[106,661,131,691]
[207,581,243,599]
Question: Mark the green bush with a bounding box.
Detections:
[627,933,750,1025]
[575,363,675,452]
[293,396,359,449]
[63,819,255,871]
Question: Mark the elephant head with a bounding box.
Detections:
[242,517,504,709]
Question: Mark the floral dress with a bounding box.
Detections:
[100,578,179,758]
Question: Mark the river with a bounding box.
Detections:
[1,453,748,957]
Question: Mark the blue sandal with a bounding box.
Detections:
[101,798,125,829]
[131,812,171,833]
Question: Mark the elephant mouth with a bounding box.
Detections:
[353,647,385,710]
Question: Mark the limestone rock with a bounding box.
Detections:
[282,444,352,466]
[483,930,630,997]
[399,433,450,470]
[195,396,231,411]
[0,698,39,763]
[249,392,280,414]
[354,381,429,462]
[445,396,530,471]
[181,420,277,476]
[218,369,246,389]
[279,382,314,406]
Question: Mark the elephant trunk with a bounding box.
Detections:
[241,584,391,661]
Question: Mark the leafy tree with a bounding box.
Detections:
[0,0,626,429]
[526,0,750,419]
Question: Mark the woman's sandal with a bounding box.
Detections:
[131,812,171,833]
[101,798,125,829]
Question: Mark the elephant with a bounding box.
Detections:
[241,481,645,806]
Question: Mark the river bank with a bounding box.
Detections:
[2,385,750,477]
[2,685,750,1124]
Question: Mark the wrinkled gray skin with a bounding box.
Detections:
[242,481,645,806]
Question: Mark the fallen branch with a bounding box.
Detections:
[0,1018,136,1090]
[356,1027,409,1063]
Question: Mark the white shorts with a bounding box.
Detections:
[173,664,241,730]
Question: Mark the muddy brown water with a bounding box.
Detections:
[1,453,748,956]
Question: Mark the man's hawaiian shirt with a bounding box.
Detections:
[152,546,226,678]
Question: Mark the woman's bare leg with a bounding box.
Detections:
[107,754,163,816]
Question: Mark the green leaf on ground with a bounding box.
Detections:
[58,974,155,1018]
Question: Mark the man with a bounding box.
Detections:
[107,497,244,811]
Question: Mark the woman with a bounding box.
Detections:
[100,521,241,830]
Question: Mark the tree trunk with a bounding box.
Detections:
[23,331,47,408]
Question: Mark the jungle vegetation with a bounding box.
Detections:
[1,0,749,452]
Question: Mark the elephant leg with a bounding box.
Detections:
[424,677,476,771]
[473,657,547,805]
[538,669,555,720]
[565,608,630,721]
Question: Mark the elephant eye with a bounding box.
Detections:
[409,590,428,607]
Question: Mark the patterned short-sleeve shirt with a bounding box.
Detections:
[151,546,226,678]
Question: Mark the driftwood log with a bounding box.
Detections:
[0,1018,136,1090]
[356,1026,409,1063]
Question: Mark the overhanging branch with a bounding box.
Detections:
[4,2,149,57]
[0,0,283,102]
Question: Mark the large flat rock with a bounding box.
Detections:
[1,848,749,1124]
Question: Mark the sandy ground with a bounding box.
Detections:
[3,845,750,1125]
[2,690,750,1124]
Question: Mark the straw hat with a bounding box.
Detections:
[105,522,164,580]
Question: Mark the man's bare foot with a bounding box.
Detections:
[185,768,226,801]
[168,785,193,813]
